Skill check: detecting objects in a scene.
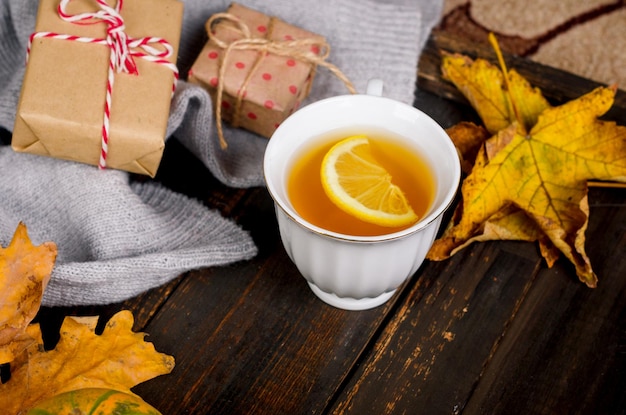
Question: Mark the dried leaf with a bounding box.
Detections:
[0,310,174,414]
[446,121,490,174]
[429,45,626,287]
[0,223,57,364]
[441,51,551,134]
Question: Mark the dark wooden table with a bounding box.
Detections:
[34,33,626,415]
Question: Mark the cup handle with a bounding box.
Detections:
[366,79,383,97]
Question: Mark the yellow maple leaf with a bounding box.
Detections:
[0,310,175,414]
[440,50,551,134]
[428,37,626,287]
[0,222,57,364]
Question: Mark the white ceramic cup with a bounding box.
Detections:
[263,80,461,310]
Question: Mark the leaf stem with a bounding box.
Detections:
[488,33,523,130]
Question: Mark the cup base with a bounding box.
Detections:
[308,283,396,311]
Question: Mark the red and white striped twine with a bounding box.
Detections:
[26,0,179,170]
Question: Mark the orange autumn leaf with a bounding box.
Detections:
[0,222,57,364]
[428,39,626,287]
[445,121,490,174]
[0,224,172,413]
[0,310,174,414]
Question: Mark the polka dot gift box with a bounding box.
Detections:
[188,3,336,146]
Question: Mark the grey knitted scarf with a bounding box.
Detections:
[0,0,443,306]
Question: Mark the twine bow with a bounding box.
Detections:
[27,0,179,170]
[208,13,356,149]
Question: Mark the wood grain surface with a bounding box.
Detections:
[28,32,626,415]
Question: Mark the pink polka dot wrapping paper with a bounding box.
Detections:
[11,0,184,177]
[188,2,326,139]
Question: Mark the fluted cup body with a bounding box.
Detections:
[264,80,461,310]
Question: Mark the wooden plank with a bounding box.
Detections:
[462,187,626,414]
[329,162,626,411]
[131,183,407,414]
[329,239,543,414]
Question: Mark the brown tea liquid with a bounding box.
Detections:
[287,129,435,236]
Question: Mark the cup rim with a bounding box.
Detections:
[263,93,461,243]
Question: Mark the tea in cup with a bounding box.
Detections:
[263,80,461,310]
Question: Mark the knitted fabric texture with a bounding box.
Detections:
[0,0,443,306]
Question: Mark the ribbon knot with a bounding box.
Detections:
[104,6,139,75]
[58,0,139,75]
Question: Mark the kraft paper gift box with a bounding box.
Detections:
[188,3,326,142]
[12,0,183,177]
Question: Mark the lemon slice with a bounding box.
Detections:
[320,135,418,227]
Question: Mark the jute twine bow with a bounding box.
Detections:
[208,13,357,149]
[27,0,179,170]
